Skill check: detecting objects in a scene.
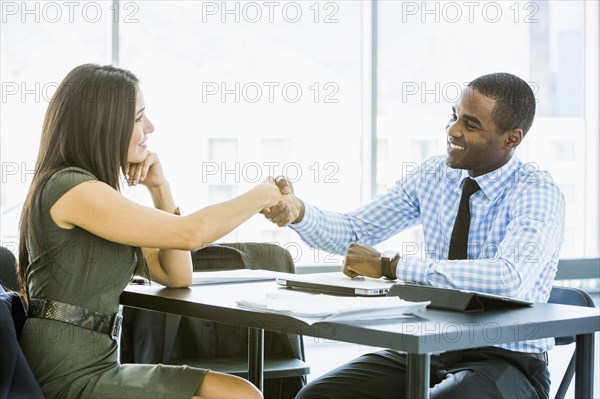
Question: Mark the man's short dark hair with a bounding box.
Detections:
[468,72,536,135]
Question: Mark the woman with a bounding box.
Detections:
[17,64,291,398]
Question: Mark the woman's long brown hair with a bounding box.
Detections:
[17,64,148,301]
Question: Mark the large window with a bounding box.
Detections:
[1,0,111,243]
[376,0,599,259]
[1,0,598,263]
[118,1,362,264]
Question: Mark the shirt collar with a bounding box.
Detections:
[457,155,520,201]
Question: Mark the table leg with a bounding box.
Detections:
[248,327,264,391]
[575,333,594,398]
[407,353,430,399]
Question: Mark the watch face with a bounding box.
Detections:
[382,250,399,261]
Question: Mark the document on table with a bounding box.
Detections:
[191,269,280,285]
[236,292,429,323]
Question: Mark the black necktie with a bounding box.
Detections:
[448,178,481,260]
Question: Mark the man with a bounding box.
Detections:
[263,73,564,399]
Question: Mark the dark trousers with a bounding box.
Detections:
[296,347,550,399]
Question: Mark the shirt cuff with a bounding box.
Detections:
[396,256,431,285]
[290,201,317,235]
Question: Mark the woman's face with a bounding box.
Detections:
[127,89,155,164]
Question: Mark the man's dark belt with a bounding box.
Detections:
[28,298,122,342]
[520,351,548,362]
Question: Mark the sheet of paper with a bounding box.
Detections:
[236,292,429,322]
[192,269,279,285]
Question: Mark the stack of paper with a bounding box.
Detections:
[236,292,429,322]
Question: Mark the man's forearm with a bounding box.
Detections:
[290,201,357,255]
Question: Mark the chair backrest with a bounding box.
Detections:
[0,246,20,291]
[547,286,596,345]
[121,243,307,399]
[192,242,295,273]
[0,278,44,398]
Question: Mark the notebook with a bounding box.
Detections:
[275,272,398,296]
[192,269,277,285]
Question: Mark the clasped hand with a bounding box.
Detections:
[262,178,387,279]
[261,176,303,227]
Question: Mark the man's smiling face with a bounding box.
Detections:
[445,87,516,177]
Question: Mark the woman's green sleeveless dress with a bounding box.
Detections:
[19,167,207,398]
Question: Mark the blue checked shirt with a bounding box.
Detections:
[291,155,565,353]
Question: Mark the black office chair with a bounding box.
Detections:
[121,243,310,399]
[0,245,20,291]
[547,286,596,399]
[0,246,45,398]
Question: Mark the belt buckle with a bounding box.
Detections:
[110,314,123,342]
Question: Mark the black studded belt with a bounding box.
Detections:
[28,298,122,342]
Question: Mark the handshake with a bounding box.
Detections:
[261,176,305,228]
[261,176,393,280]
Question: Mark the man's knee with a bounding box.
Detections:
[430,370,490,399]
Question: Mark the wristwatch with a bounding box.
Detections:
[380,250,400,280]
